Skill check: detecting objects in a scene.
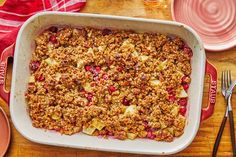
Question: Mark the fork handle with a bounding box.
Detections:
[228,110,236,157]
[212,116,227,157]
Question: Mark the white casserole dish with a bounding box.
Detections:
[0,12,217,155]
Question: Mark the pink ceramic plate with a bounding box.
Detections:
[171,0,236,51]
[0,107,10,157]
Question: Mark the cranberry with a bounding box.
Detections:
[86,93,93,102]
[147,131,156,139]
[143,121,149,129]
[139,110,144,114]
[92,69,99,76]
[102,29,112,35]
[108,85,116,94]
[78,87,85,93]
[167,88,174,95]
[178,98,188,106]
[147,128,155,132]
[117,66,123,72]
[93,76,99,81]
[147,131,152,138]
[95,66,101,73]
[74,78,81,86]
[168,95,176,102]
[36,74,45,81]
[107,132,114,136]
[181,76,189,84]
[80,88,85,93]
[102,74,109,80]
[183,46,193,57]
[48,26,58,33]
[85,65,92,71]
[183,83,189,91]
[179,106,187,116]
[29,61,40,72]
[49,35,57,44]
[122,97,130,105]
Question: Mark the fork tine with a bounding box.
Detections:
[229,70,232,84]
[221,71,224,90]
[222,71,225,90]
[226,70,231,88]
[226,70,229,88]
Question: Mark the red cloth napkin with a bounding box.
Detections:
[0,0,86,53]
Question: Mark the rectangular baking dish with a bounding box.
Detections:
[0,12,217,155]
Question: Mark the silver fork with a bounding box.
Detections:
[213,70,236,157]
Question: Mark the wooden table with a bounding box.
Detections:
[2,0,236,156]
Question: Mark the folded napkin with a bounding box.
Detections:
[0,0,86,53]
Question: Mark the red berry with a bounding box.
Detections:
[108,85,116,94]
[93,76,99,81]
[85,65,92,71]
[143,121,149,129]
[179,106,187,116]
[178,98,188,106]
[102,74,109,80]
[147,131,152,138]
[183,83,189,91]
[95,66,101,73]
[36,74,45,81]
[122,97,130,105]
[147,131,156,139]
[48,26,58,33]
[29,61,40,72]
[181,76,189,84]
[107,132,114,136]
[168,95,176,102]
[86,93,93,102]
[49,35,57,44]
[167,88,174,95]
[102,29,112,35]
[79,88,85,93]
[183,46,193,57]
[117,66,123,72]
[147,128,155,132]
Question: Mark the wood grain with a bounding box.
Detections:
[1,0,236,156]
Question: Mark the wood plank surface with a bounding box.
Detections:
[1,0,236,156]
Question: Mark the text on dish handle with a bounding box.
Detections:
[210,80,217,104]
[0,61,6,85]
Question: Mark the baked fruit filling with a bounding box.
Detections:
[25,26,192,142]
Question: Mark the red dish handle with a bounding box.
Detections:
[201,60,217,121]
[0,44,14,105]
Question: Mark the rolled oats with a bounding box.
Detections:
[25,27,192,142]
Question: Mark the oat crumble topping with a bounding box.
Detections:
[25,26,192,142]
